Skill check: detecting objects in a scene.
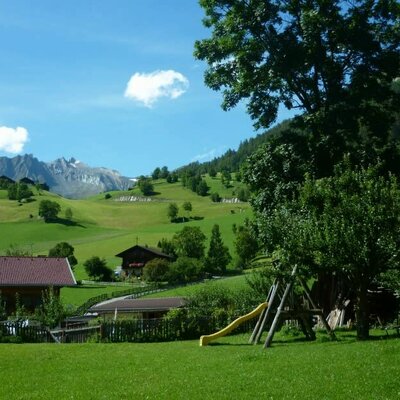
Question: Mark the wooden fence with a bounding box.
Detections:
[0,321,51,343]
[1,315,256,344]
[100,315,256,343]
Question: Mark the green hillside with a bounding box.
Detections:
[0,177,251,280]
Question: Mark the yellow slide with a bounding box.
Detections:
[199,302,268,346]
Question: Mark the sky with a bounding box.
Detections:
[0,0,293,177]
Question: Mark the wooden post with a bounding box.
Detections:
[252,281,280,344]
[264,266,297,348]
[249,282,275,344]
[299,277,336,340]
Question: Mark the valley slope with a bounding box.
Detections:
[0,176,251,280]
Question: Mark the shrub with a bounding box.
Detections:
[168,257,205,284]
[84,256,113,281]
[142,258,170,282]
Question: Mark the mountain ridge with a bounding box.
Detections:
[0,154,133,199]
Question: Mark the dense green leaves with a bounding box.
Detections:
[38,200,61,222]
[205,224,231,274]
[48,242,78,268]
[262,164,400,338]
[84,256,113,281]
[172,226,206,259]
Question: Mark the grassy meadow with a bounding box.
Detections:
[0,176,251,285]
[0,331,399,399]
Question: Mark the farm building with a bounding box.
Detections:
[0,256,76,315]
[115,245,173,278]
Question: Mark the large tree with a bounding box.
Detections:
[48,242,78,268]
[38,200,61,222]
[264,164,400,339]
[173,226,207,259]
[206,224,231,274]
[195,0,400,176]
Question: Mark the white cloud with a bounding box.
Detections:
[124,70,189,107]
[0,126,29,153]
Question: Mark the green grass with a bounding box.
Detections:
[0,332,399,399]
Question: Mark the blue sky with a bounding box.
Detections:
[0,0,293,177]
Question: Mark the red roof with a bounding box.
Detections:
[0,257,76,287]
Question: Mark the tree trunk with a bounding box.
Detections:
[355,279,369,340]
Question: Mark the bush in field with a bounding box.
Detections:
[84,256,113,281]
[38,200,61,222]
[36,287,65,328]
[48,242,78,268]
[142,258,170,283]
[168,257,205,284]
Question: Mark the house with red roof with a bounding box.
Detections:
[0,256,76,315]
[115,245,173,278]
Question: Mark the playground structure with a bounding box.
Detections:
[200,266,335,348]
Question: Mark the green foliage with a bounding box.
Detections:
[84,256,113,281]
[196,179,209,196]
[7,182,33,201]
[237,187,250,202]
[142,258,170,283]
[168,257,205,284]
[182,201,192,215]
[4,244,32,257]
[37,287,65,328]
[233,222,259,269]
[138,178,154,196]
[166,172,179,183]
[208,167,217,177]
[104,193,112,199]
[210,192,221,202]
[157,238,177,258]
[173,226,206,259]
[195,0,400,137]
[263,164,400,339]
[38,200,61,222]
[167,202,179,222]
[160,166,169,179]
[221,170,232,188]
[205,224,231,274]
[152,167,161,180]
[48,242,78,267]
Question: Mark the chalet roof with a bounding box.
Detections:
[89,297,185,313]
[0,257,76,287]
[115,245,173,259]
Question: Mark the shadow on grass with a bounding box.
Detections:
[45,218,86,228]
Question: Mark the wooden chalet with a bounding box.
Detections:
[115,245,173,278]
[0,256,76,315]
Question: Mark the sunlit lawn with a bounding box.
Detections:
[0,331,399,399]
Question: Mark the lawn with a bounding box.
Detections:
[0,332,399,399]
